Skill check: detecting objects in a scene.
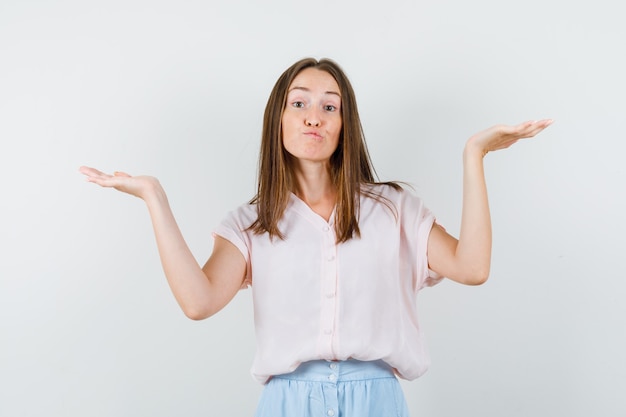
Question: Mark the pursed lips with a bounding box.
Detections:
[304,131,323,140]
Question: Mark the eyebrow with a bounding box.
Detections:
[288,86,341,98]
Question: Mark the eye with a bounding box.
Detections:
[291,101,305,108]
[324,105,337,112]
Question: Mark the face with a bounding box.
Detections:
[281,68,342,165]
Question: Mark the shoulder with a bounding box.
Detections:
[361,182,430,218]
[221,200,258,228]
[360,182,416,203]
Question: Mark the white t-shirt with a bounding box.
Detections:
[213,183,442,384]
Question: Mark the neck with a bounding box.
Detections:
[292,161,336,221]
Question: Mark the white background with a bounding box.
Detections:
[1,0,625,416]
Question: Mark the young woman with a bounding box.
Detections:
[80,57,552,416]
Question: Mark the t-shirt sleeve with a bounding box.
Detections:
[399,188,445,290]
[421,223,445,289]
[212,207,254,288]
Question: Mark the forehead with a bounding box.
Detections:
[288,68,341,95]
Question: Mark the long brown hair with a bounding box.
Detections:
[249,57,399,243]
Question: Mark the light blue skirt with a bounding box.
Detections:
[254,359,410,417]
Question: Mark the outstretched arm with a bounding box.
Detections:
[79,166,246,319]
[426,119,553,285]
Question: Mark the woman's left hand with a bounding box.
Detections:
[466,119,553,157]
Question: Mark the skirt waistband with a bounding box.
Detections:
[273,359,395,383]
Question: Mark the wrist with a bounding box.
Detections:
[463,138,487,161]
[142,177,167,206]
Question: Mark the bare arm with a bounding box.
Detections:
[427,119,553,285]
[79,166,246,319]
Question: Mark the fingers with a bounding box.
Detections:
[469,119,553,155]
[79,166,132,188]
[495,119,552,144]
[79,165,105,177]
[79,166,109,183]
[516,119,553,138]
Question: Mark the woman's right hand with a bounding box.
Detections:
[79,166,161,201]
[79,166,245,319]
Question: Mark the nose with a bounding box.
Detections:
[305,109,321,127]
